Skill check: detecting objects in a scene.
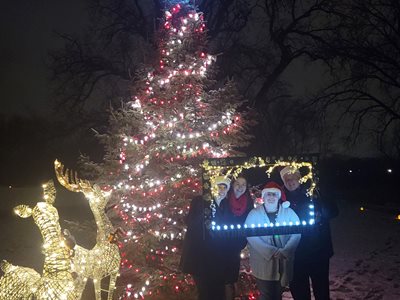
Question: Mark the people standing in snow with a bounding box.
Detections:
[179,176,231,300]
[246,181,301,300]
[180,175,253,300]
[280,166,339,300]
[217,176,254,299]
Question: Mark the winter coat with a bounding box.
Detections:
[245,205,301,286]
[218,191,254,225]
[214,193,253,283]
[285,187,339,262]
[180,193,253,284]
[180,196,218,280]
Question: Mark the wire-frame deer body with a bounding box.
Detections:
[54,160,120,300]
[0,260,40,299]
[0,181,79,300]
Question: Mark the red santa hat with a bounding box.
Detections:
[261,181,290,208]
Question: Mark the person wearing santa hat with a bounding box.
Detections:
[280,165,338,300]
[245,181,301,300]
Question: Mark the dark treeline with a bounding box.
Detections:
[319,157,400,205]
[1,113,398,207]
[0,114,102,186]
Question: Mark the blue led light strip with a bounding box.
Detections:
[209,219,316,238]
[210,204,316,237]
[202,156,319,237]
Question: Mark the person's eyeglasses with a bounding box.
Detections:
[217,184,228,191]
[266,192,279,197]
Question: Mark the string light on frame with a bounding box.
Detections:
[202,156,319,237]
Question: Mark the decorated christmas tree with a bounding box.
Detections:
[90,1,253,298]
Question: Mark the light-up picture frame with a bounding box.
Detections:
[201,155,318,238]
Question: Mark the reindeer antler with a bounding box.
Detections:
[54,159,92,193]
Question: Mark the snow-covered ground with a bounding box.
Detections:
[282,199,400,300]
[326,200,400,300]
[1,187,399,299]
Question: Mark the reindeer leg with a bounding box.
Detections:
[93,277,102,300]
[107,272,118,300]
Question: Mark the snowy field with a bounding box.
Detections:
[1,187,399,299]
[325,200,400,300]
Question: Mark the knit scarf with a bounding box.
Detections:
[229,192,248,216]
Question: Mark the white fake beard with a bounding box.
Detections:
[264,201,278,213]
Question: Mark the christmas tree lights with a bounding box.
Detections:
[91,1,252,298]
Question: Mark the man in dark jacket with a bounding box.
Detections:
[180,177,232,300]
[280,166,339,300]
[180,176,252,300]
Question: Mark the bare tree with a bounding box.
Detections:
[49,0,346,155]
[308,0,400,157]
[48,0,160,116]
[206,0,341,153]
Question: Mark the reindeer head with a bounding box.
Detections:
[14,180,58,223]
[12,180,74,277]
[54,160,109,210]
[12,180,78,300]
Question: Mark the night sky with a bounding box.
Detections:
[0,0,88,116]
[0,1,92,185]
[0,1,326,116]
[0,0,385,185]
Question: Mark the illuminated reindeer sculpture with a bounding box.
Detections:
[0,181,78,300]
[54,160,120,300]
[0,260,40,299]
